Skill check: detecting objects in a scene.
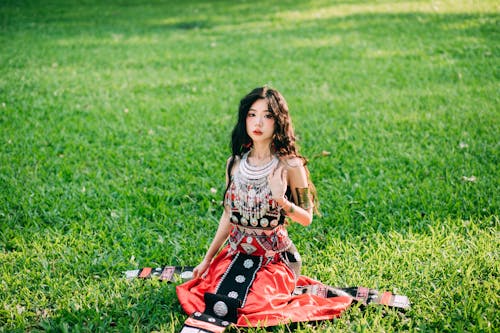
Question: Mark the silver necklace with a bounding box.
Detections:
[232,152,278,221]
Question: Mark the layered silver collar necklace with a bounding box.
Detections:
[232,151,279,220]
[239,151,278,180]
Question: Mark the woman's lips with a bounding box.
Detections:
[253,130,263,135]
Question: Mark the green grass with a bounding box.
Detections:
[0,0,498,332]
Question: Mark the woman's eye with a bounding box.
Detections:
[265,114,274,119]
[247,113,256,117]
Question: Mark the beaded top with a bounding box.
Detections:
[225,152,282,226]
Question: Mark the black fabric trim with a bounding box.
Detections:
[229,211,285,229]
[190,312,232,329]
[283,251,299,263]
[203,293,240,323]
[215,253,262,306]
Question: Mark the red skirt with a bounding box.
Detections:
[176,246,352,327]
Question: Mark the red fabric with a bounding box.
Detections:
[176,246,352,328]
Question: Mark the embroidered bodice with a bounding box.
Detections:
[224,152,286,230]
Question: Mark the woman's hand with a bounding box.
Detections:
[268,165,287,202]
[192,257,211,279]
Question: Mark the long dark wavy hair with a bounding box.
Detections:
[224,86,319,210]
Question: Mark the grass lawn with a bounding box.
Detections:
[0,0,498,332]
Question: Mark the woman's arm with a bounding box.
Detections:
[269,158,313,227]
[192,209,232,279]
[192,156,237,279]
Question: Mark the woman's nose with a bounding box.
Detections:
[256,116,264,126]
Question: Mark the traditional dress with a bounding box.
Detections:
[176,153,353,331]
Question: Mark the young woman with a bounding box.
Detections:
[175,86,354,331]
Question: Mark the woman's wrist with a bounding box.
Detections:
[274,197,285,206]
[278,198,295,215]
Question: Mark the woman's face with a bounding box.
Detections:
[246,98,275,145]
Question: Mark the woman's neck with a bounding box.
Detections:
[248,143,274,164]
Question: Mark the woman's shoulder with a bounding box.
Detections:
[226,155,241,174]
[279,155,309,187]
[226,154,241,165]
[279,155,305,170]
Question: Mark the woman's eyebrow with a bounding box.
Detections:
[249,107,271,112]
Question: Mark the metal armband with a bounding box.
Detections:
[295,187,312,210]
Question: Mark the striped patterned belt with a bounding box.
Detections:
[228,225,291,257]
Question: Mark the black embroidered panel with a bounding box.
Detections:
[203,292,240,323]
[215,253,262,307]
